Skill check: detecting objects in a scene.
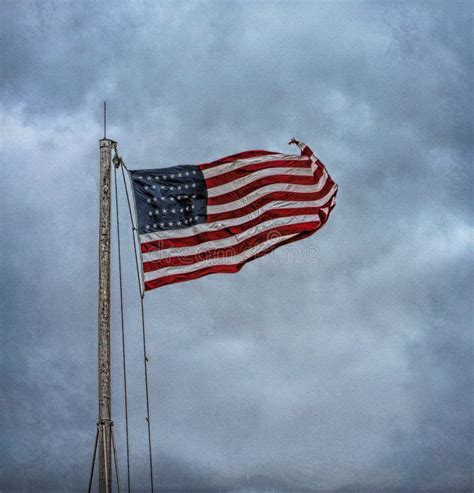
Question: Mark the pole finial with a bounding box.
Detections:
[103,101,107,139]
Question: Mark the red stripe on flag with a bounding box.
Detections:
[301,145,313,158]
[140,203,334,253]
[207,178,335,223]
[143,227,321,290]
[204,158,311,188]
[207,174,318,205]
[143,221,321,272]
[199,150,278,170]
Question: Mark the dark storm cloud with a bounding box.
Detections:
[1,1,472,492]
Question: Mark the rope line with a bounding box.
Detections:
[119,156,155,493]
[140,295,154,493]
[102,424,110,493]
[113,163,131,493]
[120,165,145,297]
[87,427,99,493]
[111,424,122,493]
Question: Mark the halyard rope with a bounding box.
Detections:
[115,146,155,492]
[113,159,131,493]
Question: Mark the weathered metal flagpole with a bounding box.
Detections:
[98,101,113,492]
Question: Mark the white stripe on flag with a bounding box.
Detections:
[144,232,299,282]
[139,184,337,244]
[202,154,308,179]
[142,214,321,262]
[207,166,314,197]
[207,169,330,214]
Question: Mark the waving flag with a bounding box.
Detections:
[129,139,337,291]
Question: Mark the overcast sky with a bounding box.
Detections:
[1,1,472,492]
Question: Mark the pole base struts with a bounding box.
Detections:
[88,420,121,493]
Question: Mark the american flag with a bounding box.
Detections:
[129,139,337,291]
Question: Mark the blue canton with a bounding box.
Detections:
[130,165,208,234]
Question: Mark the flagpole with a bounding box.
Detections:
[98,132,113,492]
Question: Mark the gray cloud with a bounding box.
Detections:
[1,1,472,492]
